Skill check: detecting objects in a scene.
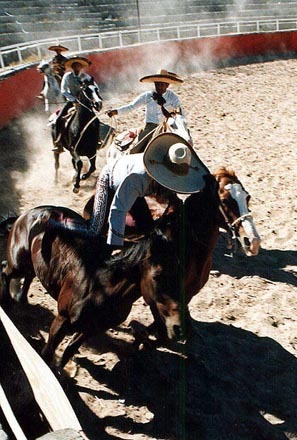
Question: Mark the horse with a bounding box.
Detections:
[83,167,261,336]
[106,108,192,164]
[37,60,64,113]
[51,79,103,193]
[1,205,182,368]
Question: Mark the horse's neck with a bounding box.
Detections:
[75,103,94,121]
[184,185,221,236]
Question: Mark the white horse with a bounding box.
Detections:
[106,109,192,164]
[37,60,65,113]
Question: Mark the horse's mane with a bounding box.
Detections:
[183,174,221,244]
[213,166,239,182]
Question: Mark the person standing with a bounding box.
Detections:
[107,69,185,152]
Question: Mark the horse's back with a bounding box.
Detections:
[6,206,84,266]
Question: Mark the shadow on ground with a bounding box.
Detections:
[212,236,297,288]
[70,319,297,440]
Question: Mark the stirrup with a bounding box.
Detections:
[52,142,64,153]
[54,133,62,145]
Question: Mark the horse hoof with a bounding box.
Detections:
[73,187,79,194]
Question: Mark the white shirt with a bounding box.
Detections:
[107,154,153,245]
[117,90,183,124]
[61,71,95,102]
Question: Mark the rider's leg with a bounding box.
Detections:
[52,101,73,151]
[131,123,158,153]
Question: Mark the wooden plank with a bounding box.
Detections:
[0,383,27,440]
[36,428,86,439]
[0,307,88,439]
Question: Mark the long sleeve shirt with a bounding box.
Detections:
[91,154,153,246]
[61,71,96,102]
[116,90,184,124]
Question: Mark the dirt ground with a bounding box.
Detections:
[0,56,296,440]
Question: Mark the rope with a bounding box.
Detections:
[71,114,98,154]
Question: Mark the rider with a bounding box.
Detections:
[52,56,98,152]
[36,45,69,101]
[45,133,208,254]
[48,44,69,81]
[106,69,185,152]
[88,133,208,252]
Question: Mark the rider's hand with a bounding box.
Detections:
[106,109,118,118]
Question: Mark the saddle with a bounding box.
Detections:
[114,128,142,152]
[50,106,77,149]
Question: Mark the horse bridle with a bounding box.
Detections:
[218,199,253,256]
[76,87,98,113]
[70,86,101,157]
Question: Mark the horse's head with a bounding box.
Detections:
[79,79,103,112]
[214,167,261,256]
[140,228,183,341]
[37,60,52,74]
[165,110,193,145]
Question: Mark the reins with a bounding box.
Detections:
[217,198,253,256]
[70,88,101,157]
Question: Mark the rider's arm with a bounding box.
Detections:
[116,92,148,116]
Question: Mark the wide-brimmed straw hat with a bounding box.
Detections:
[140,69,183,84]
[143,133,209,193]
[64,56,91,69]
[48,45,69,52]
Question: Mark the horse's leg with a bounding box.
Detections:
[53,152,60,183]
[1,261,34,306]
[44,98,49,113]
[42,314,69,367]
[16,273,34,304]
[72,155,83,193]
[81,155,96,180]
[58,331,86,369]
[0,267,13,307]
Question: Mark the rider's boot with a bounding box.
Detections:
[52,127,64,153]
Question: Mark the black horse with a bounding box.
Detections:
[52,79,102,193]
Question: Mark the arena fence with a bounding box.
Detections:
[1,25,297,128]
[1,17,297,70]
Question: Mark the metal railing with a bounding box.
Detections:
[1,17,297,71]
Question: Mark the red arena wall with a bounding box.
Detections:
[1,31,297,128]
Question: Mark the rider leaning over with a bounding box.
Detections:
[107,69,186,152]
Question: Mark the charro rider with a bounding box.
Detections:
[48,44,69,81]
[37,45,69,101]
[106,69,186,152]
[53,56,99,152]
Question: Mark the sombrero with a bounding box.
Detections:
[64,56,91,69]
[48,45,69,52]
[143,133,210,194]
[140,69,183,84]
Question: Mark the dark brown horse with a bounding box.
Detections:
[83,167,261,336]
[1,205,182,368]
